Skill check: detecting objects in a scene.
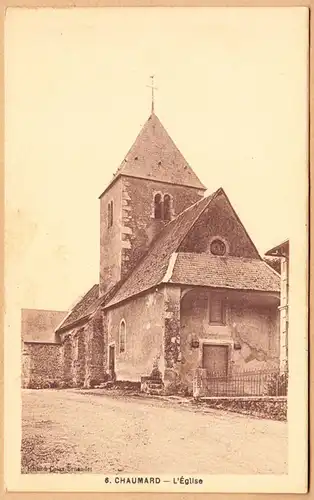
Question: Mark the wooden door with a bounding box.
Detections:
[202,344,228,375]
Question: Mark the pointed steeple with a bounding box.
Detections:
[101,112,206,197]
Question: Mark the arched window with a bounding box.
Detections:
[154,193,162,220]
[163,194,171,221]
[119,320,126,353]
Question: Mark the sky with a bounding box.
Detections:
[5,7,308,312]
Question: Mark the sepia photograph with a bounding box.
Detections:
[4,6,308,493]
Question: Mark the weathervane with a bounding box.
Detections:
[147,75,158,114]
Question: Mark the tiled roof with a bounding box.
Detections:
[57,187,280,324]
[101,113,206,195]
[56,284,99,332]
[105,191,219,308]
[170,253,280,292]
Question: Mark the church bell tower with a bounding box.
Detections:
[99,78,206,296]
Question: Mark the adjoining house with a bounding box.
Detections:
[21,309,66,388]
[265,240,289,371]
[21,109,281,394]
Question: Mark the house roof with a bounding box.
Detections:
[265,239,289,257]
[22,308,67,343]
[105,189,222,308]
[56,284,99,333]
[170,253,280,293]
[99,112,206,197]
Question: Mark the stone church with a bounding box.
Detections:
[22,107,281,394]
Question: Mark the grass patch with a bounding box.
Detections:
[199,397,287,421]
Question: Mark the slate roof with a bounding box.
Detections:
[100,113,206,196]
[170,253,280,292]
[105,190,221,308]
[56,284,99,332]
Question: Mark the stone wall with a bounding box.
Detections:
[72,328,86,387]
[179,191,260,258]
[87,310,106,386]
[102,310,109,380]
[21,344,31,388]
[120,177,203,279]
[229,301,280,369]
[163,286,182,393]
[106,289,165,382]
[180,288,280,392]
[60,312,105,388]
[60,334,73,387]
[22,314,105,389]
[99,175,203,296]
[99,177,123,295]
[22,342,61,388]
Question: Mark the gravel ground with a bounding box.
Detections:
[22,389,288,475]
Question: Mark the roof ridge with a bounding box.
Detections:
[161,252,178,283]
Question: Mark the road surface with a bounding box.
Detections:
[22,389,288,474]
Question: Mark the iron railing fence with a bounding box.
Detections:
[204,368,288,397]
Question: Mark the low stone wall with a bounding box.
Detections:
[22,342,61,389]
[199,396,287,421]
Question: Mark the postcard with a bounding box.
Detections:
[4,6,309,493]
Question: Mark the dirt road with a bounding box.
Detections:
[22,389,287,474]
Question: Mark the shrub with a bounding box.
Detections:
[182,386,193,397]
[203,397,287,421]
[266,371,288,396]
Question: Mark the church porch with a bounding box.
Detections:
[163,285,280,395]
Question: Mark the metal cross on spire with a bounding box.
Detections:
[147,75,158,114]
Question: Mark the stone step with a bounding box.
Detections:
[147,388,164,395]
[147,382,163,389]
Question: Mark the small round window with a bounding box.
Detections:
[210,239,226,256]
